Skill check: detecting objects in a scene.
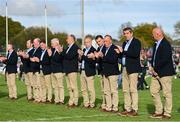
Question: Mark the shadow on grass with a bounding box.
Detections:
[147,104,155,114]
[177,108,180,113]
[17,93,27,100]
[63,96,107,108]
[0,91,8,99]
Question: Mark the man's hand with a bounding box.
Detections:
[149,66,158,77]
[30,57,35,62]
[98,52,104,58]
[78,49,84,57]
[114,48,120,54]
[47,48,52,56]
[87,53,95,59]
[116,45,123,53]
[0,57,7,62]
[34,57,40,62]
[56,45,63,53]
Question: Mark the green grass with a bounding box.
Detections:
[0,74,180,121]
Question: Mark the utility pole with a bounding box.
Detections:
[44,0,48,45]
[81,0,84,49]
[5,0,8,53]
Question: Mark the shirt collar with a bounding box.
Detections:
[127,37,133,43]
[156,38,163,47]
[68,43,74,48]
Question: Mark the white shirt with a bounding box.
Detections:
[153,38,163,66]
[105,44,112,56]
[66,43,74,54]
[26,47,33,54]
[122,37,133,66]
[7,50,13,59]
[81,47,91,69]
[40,49,46,61]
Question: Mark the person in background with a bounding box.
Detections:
[137,49,149,90]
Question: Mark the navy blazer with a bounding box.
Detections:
[151,38,175,77]
[63,43,79,74]
[5,50,18,74]
[121,38,141,74]
[30,47,42,73]
[80,46,96,77]
[20,48,34,73]
[96,46,105,75]
[101,44,120,77]
[51,48,63,73]
[40,50,51,75]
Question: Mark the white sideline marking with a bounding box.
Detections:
[35,114,116,121]
[35,111,180,121]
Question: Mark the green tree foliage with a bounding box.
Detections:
[0,16,25,49]
[174,21,180,36]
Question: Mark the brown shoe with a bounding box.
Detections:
[28,98,34,101]
[162,115,171,120]
[150,113,163,119]
[127,110,138,117]
[112,110,118,113]
[101,109,111,112]
[67,104,77,108]
[118,110,129,117]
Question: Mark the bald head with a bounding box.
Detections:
[152,27,164,41]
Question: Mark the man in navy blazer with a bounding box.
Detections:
[0,43,18,99]
[63,34,79,107]
[117,27,141,117]
[48,38,64,104]
[78,35,96,108]
[96,35,119,112]
[39,40,52,103]
[18,40,34,101]
[30,38,42,103]
[149,27,175,119]
[94,35,106,110]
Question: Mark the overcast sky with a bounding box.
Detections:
[0,0,180,39]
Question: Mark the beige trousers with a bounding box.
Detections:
[6,73,17,98]
[103,75,119,111]
[40,72,52,102]
[122,68,138,112]
[51,72,64,103]
[66,72,79,106]
[24,72,33,100]
[150,76,173,117]
[80,71,95,107]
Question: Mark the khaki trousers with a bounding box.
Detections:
[150,76,173,117]
[51,72,64,103]
[33,72,41,102]
[24,72,33,100]
[122,68,138,112]
[80,71,95,107]
[103,75,119,111]
[66,72,79,105]
[40,72,52,102]
[100,75,106,109]
[6,73,17,98]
